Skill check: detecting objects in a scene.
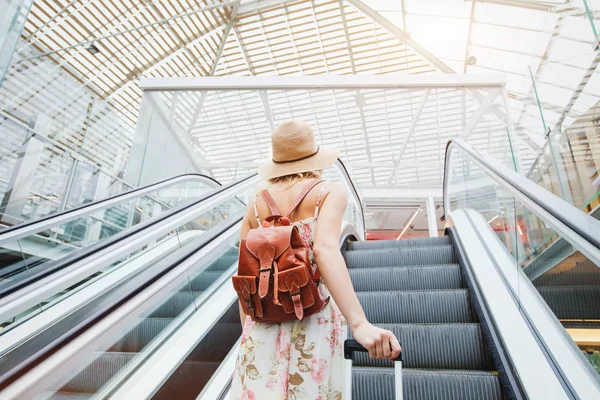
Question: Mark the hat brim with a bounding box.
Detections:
[258,147,340,180]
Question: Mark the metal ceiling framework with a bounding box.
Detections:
[139,74,510,188]
[0,0,598,191]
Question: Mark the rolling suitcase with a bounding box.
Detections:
[343,339,403,399]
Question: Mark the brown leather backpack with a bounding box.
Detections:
[232,180,329,323]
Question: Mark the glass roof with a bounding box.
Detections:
[3,0,599,189]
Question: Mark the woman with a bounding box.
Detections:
[231,121,401,400]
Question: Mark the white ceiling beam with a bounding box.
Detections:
[462,88,501,139]
[362,187,443,201]
[238,0,299,16]
[388,89,431,184]
[211,3,240,75]
[140,74,506,91]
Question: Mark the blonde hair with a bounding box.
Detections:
[259,170,322,190]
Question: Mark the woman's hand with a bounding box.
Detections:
[352,321,402,362]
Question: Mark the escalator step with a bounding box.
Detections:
[344,246,457,269]
[349,265,462,291]
[153,361,220,400]
[537,286,600,320]
[206,256,238,272]
[59,352,135,393]
[348,236,450,251]
[350,324,493,370]
[221,303,242,323]
[107,318,172,353]
[533,260,600,286]
[358,290,473,324]
[149,291,202,318]
[187,322,242,362]
[188,271,225,291]
[352,368,502,400]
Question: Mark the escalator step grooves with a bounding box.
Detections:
[533,261,600,286]
[348,236,450,251]
[352,368,502,400]
[59,352,135,393]
[537,286,600,320]
[350,324,493,370]
[344,246,457,269]
[149,291,202,318]
[349,265,462,291]
[357,290,473,323]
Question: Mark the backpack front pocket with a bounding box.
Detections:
[277,266,317,319]
[232,275,264,319]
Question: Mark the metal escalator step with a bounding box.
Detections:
[533,260,600,286]
[50,394,92,399]
[352,368,502,400]
[344,246,457,269]
[221,303,242,323]
[350,324,493,370]
[350,265,462,291]
[206,256,238,272]
[149,291,202,318]
[188,271,226,291]
[536,286,600,320]
[152,360,220,400]
[107,318,172,353]
[59,352,135,393]
[187,322,242,362]
[358,290,473,324]
[348,236,450,251]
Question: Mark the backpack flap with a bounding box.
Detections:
[277,266,316,320]
[245,225,295,298]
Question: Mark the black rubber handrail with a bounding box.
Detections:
[443,138,600,252]
[0,173,221,243]
[0,214,243,391]
[0,174,255,299]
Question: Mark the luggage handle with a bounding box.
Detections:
[343,339,403,400]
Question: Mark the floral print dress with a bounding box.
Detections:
[230,217,347,400]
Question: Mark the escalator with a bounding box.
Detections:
[3,138,600,400]
[0,160,364,399]
[345,236,502,399]
[0,172,261,398]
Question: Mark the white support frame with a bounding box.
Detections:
[140,74,507,91]
[388,89,431,184]
[462,87,502,139]
[426,195,438,237]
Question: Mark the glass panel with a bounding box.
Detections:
[527,102,600,215]
[447,144,600,376]
[37,234,242,399]
[0,0,33,86]
[0,183,249,333]
[0,116,137,229]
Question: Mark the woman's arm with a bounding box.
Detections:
[313,183,401,361]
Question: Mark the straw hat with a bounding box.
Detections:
[258,121,339,180]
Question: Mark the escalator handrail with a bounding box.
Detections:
[0,215,244,393]
[0,174,255,300]
[443,138,600,261]
[0,173,221,245]
[334,159,366,240]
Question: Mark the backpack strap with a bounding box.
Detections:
[284,180,324,218]
[260,189,282,216]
